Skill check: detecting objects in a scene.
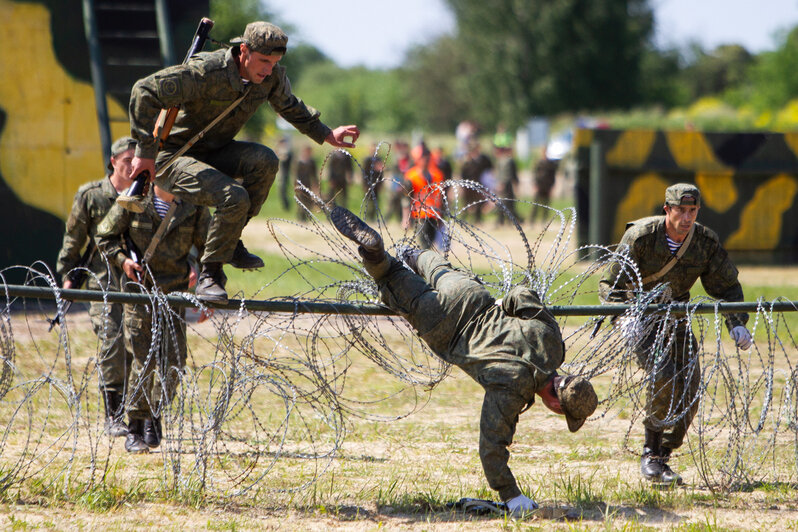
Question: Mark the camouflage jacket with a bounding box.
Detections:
[96,193,210,293]
[421,283,564,390]
[129,47,332,161]
[599,216,748,330]
[56,177,122,290]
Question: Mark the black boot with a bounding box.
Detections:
[229,240,264,269]
[329,206,384,262]
[196,262,228,303]
[143,415,162,449]
[102,390,128,437]
[641,428,664,481]
[124,418,149,453]
[659,446,683,485]
[641,429,683,485]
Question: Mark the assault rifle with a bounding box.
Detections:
[117,17,215,212]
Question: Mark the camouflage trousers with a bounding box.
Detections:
[157,141,278,264]
[635,318,700,451]
[370,251,534,501]
[88,301,131,395]
[123,302,187,421]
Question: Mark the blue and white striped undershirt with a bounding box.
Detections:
[666,235,682,255]
[152,195,171,219]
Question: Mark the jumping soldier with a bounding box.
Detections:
[329,206,598,515]
[127,21,359,303]
[56,136,138,438]
[599,183,753,485]
[96,185,210,453]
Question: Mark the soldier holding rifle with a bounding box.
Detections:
[96,185,210,453]
[126,20,359,303]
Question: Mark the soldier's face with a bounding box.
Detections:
[239,45,282,83]
[111,149,135,183]
[664,204,699,239]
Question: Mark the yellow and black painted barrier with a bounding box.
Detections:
[575,128,798,263]
[0,0,207,283]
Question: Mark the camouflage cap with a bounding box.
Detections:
[665,183,701,207]
[558,376,598,433]
[230,21,288,56]
[107,136,136,171]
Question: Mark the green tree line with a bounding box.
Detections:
[211,0,798,134]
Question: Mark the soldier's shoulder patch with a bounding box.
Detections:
[159,78,180,98]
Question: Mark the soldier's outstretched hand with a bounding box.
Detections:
[326,125,360,148]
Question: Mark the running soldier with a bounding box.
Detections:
[599,183,753,484]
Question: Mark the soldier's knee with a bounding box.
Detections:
[220,185,251,213]
[252,148,279,182]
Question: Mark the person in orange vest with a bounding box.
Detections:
[402,147,447,250]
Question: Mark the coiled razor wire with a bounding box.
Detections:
[0,145,797,498]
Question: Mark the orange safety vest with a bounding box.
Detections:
[404,163,444,219]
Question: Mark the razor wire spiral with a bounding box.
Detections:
[0,146,797,499]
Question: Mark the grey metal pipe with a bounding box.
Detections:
[3,285,797,317]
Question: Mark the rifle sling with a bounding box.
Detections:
[155,88,250,179]
[143,200,179,264]
[144,88,250,264]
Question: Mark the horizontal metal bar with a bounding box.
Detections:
[2,285,394,316]
[2,285,797,317]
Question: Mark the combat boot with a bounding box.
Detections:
[196,262,228,304]
[124,419,149,454]
[102,390,128,437]
[143,415,162,449]
[641,429,682,485]
[640,428,664,481]
[659,446,683,485]
[229,240,264,269]
[329,206,384,262]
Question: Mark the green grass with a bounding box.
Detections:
[223,251,356,300]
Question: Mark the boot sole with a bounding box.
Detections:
[329,207,382,254]
[197,292,229,304]
[228,263,263,270]
[643,474,683,486]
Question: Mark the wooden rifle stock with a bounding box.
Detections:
[152,17,214,149]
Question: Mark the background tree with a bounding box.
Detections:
[403,36,471,132]
[746,27,798,111]
[438,0,654,130]
[681,44,754,100]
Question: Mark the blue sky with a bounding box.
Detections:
[273,0,798,69]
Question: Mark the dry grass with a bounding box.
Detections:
[3,217,798,530]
